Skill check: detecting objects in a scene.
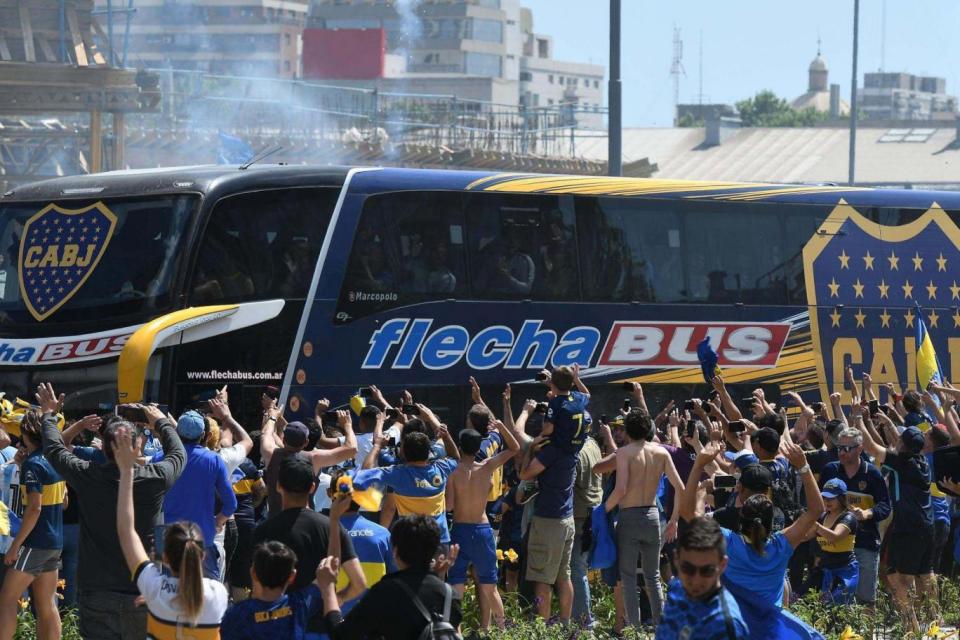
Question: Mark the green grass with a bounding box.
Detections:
[458,574,960,640]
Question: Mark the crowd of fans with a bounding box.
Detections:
[0,365,959,639]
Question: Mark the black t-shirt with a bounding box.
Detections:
[807,448,839,479]
[253,507,357,591]
[816,511,858,569]
[327,569,462,640]
[883,451,934,533]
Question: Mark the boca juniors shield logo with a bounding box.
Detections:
[18,202,118,322]
[803,200,960,400]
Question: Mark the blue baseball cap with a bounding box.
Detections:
[822,478,847,499]
[176,410,206,440]
[283,421,310,448]
[733,450,759,470]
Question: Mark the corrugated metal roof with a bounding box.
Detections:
[574,126,960,186]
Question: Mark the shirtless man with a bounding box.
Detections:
[604,409,684,629]
[446,419,519,630]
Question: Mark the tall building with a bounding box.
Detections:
[99,0,308,78]
[858,72,956,121]
[306,0,604,127]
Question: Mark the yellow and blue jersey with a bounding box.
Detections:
[476,430,504,503]
[358,458,458,542]
[20,450,65,549]
[337,513,396,615]
[545,391,590,453]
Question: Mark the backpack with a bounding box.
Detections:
[764,461,803,525]
[395,579,462,640]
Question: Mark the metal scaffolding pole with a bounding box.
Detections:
[608,0,622,177]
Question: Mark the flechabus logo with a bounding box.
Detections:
[360,319,791,371]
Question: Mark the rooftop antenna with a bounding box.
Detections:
[880,0,887,71]
[239,145,283,170]
[670,25,685,125]
[697,29,704,108]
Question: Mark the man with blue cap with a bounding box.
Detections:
[162,410,237,581]
[858,415,935,635]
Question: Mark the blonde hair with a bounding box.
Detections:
[205,418,220,451]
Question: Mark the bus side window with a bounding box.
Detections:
[336,191,467,321]
[191,188,337,305]
[575,196,684,303]
[465,193,579,301]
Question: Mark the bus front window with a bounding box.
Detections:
[0,195,196,324]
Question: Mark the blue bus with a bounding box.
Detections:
[2,165,958,423]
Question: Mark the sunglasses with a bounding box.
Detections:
[837,444,860,453]
[679,561,719,578]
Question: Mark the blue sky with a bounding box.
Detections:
[521,0,960,127]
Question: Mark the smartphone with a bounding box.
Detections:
[683,400,696,412]
[385,407,401,421]
[811,401,825,413]
[622,398,631,412]
[401,404,419,415]
[869,399,880,414]
[741,397,756,407]
[714,475,737,490]
[728,420,746,433]
[685,422,696,439]
[621,382,634,391]
[880,403,893,417]
[535,372,549,382]
[386,436,397,448]
[600,414,609,424]
[116,404,147,423]
[322,410,339,425]
[534,402,548,414]
[359,387,373,398]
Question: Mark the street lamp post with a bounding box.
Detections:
[848,0,860,186]
[608,0,622,177]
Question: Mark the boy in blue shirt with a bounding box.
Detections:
[541,364,591,454]
[657,517,749,640]
[220,540,323,640]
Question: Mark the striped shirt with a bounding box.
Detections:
[21,450,65,549]
[135,561,228,640]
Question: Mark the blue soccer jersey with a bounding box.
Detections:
[20,451,65,550]
[358,458,458,542]
[545,391,590,453]
[337,513,396,615]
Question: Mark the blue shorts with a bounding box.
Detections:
[448,523,498,585]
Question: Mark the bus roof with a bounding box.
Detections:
[5,164,960,210]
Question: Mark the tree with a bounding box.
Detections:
[735,90,828,127]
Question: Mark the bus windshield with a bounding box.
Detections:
[0,195,196,325]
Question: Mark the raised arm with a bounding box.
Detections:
[310,411,358,473]
[142,405,185,487]
[260,402,282,465]
[604,451,628,513]
[61,415,101,451]
[469,376,487,408]
[781,443,826,548]
[631,382,648,414]
[501,384,516,432]
[679,442,723,522]
[572,363,590,397]
[712,376,743,421]
[36,383,89,486]
[209,397,253,457]
[435,423,460,462]
[829,392,847,426]
[114,427,150,575]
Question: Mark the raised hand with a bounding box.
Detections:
[112,426,141,470]
[208,397,231,421]
[784,442,807,470]
[35,383,61,415]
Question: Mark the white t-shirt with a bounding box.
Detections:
[135,560,228,639]
[354,426,401,470]
[218,443,246,477]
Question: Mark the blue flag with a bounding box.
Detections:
[217,131,254,165]
[697,336,721,384]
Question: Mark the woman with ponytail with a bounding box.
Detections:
[114,425,228,638]
[680,441,825,608]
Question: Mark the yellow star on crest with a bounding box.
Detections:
[877,279,890,299]
[854,308,866,328]
[926,280,938,300]
[852,279,865,298]
[879,309,891,328]
[902,280,914,299]
[887,251,900,270]
[912,252,924,271]
[951,281,960,300]
[936,253,947,272]
[928,309,939,328]
[838,250,851,269]
[827,278,841,298]
[904,308,916,328]
[830,309,842,327]
[953,309,960,328]
[862,251,875,270]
